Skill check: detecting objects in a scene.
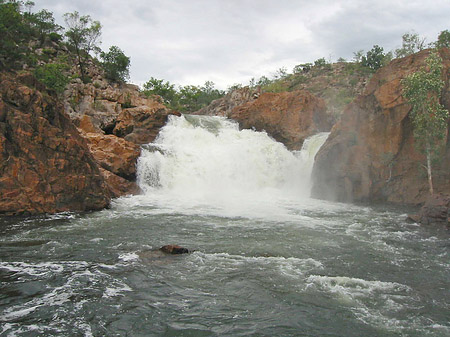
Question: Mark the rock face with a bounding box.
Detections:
[408,194,450,226]
[312,49,450,205]
[231,90,332,150]
[63,76,180,197]
[0,74,110,215]
[113,103,181,145]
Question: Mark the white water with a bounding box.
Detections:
[134,115,329,219]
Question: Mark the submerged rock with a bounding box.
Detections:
[159,245,190,254]
[138,245,191,261]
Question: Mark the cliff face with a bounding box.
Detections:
[312,49,450,205]
[0,73,110,215]
[0,69,180,214]
[63,75,180,198]
[231,90,332,150]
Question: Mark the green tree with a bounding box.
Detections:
[64,11,101,82]
[142,77,177,105]
[395,32,426,58]
[25,8,62,43]
[401,51,449,195]
[100,45,130,82]
[34,62,70,94]
[361,45,386,71]
[436,29,450,49]
[0,0,31,68]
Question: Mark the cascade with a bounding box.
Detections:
[135,115,328,217]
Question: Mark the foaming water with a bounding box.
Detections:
[134,115,329,220]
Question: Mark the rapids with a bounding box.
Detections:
[0,115,449,336]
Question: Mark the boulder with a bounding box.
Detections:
[83,132,141,181]
[408,194,450,226]
[0,73,110,215]
[113,104,181,145]
[231,90,332,150]
[159,245,190,254]
[312,49,450,205]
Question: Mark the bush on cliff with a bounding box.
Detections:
[100,45,130,83]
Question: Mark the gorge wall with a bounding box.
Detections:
[312,48,450,205]
[0,70,179,215]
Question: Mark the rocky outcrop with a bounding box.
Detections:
[113,103,181,145]
[195,87,260,118]
[408,194,449,226]
[64,79,179,144]
[82,132,141,197]
[231,90,332,150]
[63,75,180,197]
[312,49,450,205]
[0,73,110,215]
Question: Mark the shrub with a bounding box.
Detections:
[34,63,70,94]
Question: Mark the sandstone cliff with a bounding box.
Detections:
[63,72,180,198]
[0,73,110,215]
[312,49,450,205]
[231,90,332,150]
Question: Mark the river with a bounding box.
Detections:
[1,115,449,336]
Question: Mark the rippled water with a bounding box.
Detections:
[1,116,449,336]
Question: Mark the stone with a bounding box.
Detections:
[83,132,141,181]
[159,245,190,254]
[113,104,181,145]
[231,90,332,150]
[408,194,450,226]
[312,48,450,205]
[0,73,110,215]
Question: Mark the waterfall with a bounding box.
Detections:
[134,115,329,218]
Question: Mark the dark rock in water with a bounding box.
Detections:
[408,194,450,226]
[159,245,190,254]
[138,245,191,261]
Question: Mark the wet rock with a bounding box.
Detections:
[408,194,450,226]
[159,245,190,254]
[138,245,191,261]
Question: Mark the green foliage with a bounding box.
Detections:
[401,51,449,194]
[34,62,70,94]
[142,78,224,112]
[142,77,177,105]
[0,1,63,69]
[436,30,450,49]
[395,32,426,58]
[0,0,31,68]
[100,45,130,82]
[361,45,386,72]
[64,11,102,82]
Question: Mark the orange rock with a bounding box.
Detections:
[312,48,450,205]
[231,90,332,150]
[0,73,110,215]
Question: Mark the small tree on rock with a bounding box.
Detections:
[401,51,449,195]
[64,11,101,82]
[100,45,130,82]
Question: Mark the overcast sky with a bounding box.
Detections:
[33,0,450,90]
